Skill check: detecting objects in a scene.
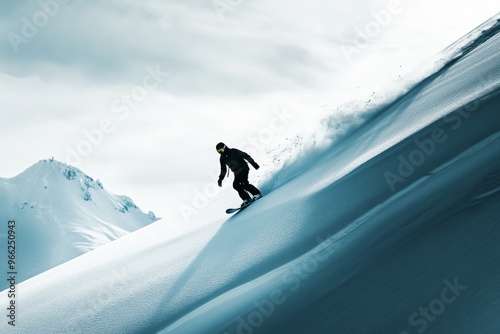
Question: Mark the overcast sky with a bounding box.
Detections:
[1,0,498,220]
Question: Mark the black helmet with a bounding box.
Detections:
[216,142,226,153]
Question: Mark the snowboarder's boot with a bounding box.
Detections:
[241,199,252,207]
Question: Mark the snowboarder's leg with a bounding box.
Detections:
[238,170,262,197]
[233,175,251,201]
[245,184,261,197]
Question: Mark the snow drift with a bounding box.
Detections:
[1,14,499,334]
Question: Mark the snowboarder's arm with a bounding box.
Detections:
[235,149,260,170]
[218,159,227,185]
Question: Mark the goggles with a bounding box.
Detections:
[217,147,225,153]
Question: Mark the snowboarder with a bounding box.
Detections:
[216,142,262,207]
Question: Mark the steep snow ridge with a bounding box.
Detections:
[0,159,158,289]
[259,14,500,192]
[164,131,500,334]
[160,24,500,331]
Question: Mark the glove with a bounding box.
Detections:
[253,162,260,170]
[218,179,222,187]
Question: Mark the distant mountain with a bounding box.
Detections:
[0,159,158,289]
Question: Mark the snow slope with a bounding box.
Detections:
[1,15,500,334]
[0,159,158,290]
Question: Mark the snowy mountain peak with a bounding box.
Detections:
[15,159,104,201]
[17,158,81,177]
[12,159,156,216]
[0,159,159,289]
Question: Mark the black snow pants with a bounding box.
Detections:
[233,170,261,200]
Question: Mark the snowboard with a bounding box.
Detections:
[226,202,253,214]
[226,196,261,214]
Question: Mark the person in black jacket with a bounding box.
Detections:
[216,142,262,206]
